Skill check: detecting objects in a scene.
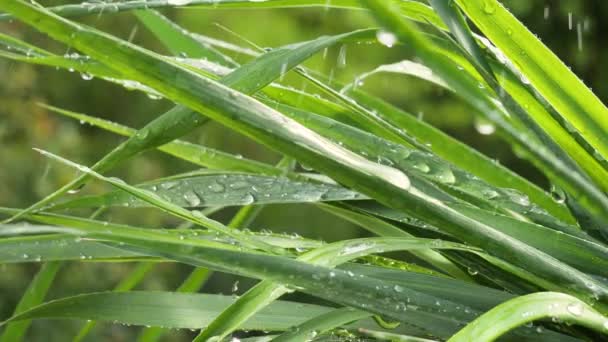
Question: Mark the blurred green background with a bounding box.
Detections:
[1,1,607,340]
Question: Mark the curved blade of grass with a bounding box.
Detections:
[7,0,607,306]
[359,0,608,233]
[270,307,371,342]
[448,292,608,342]
[0,262,61,342]
[51,172,366,210]
[454,0,608,163]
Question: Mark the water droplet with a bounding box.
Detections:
[483,1,496,14]
[435,167,456,184]
[80,72,94,80]
[183,191,201,207]
[240,192,255,205]
[467,267,479,276]
[413,162,430,173]
[167,0,191,5]
[550,185,566,204]
[394,285,404,292]
[482,189,500,200]
[22,253,29,259]
[229,180,249,189]
[207,182,225,193]
[376,30,397,48]
[231,280,239,293]
[475,118,496,135]
[160,181,179,190]
[566,302,583,316]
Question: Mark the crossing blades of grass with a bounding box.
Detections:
[454,0,608,163]
[4,0,607,313]
[358,0,608,233]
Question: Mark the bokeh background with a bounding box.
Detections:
[1,1,607,340]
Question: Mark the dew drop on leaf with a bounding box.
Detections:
[183,191,202,207]
[376,30,397,48]
[566,302,583,316]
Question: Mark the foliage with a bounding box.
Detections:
[0,0,607,341]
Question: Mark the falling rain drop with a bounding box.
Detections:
[475,118,496,135]
[337,45,347,68]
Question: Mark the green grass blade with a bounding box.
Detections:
[448,292,608,342]
[51,171,366,210]
[454,0,608,162]
[72,262,156,342]
[0,262,62,342]
[0,292,336,331]
[270,307,371,342]
[0,232,146,263]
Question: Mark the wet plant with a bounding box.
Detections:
[1,0,607,341]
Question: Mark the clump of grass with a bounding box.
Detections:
[0,0,607,341]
